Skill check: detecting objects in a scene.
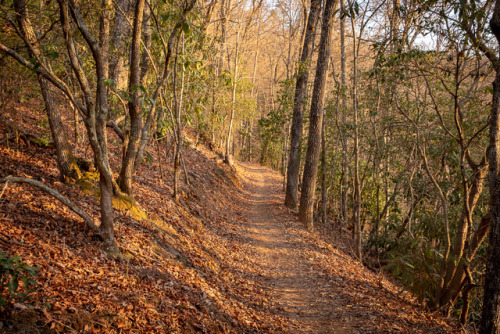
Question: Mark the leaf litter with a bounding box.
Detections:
[0,102,465,333]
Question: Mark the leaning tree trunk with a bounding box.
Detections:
[480,1,500,332]
[298,0,338,230]
[285,0,322,209]
[13,0,81,182]
[173,34,186,201]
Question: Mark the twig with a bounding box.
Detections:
[0,178,8,200]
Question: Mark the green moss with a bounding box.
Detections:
[77,172,149,222]
[83,171,100,180]
[112,194,148,221]
[76,172,99,196]
[29,136,54,148]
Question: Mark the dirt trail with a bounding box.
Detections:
[234,162,457,333]
[237,162,351,333]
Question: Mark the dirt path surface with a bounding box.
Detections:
[237,163,349,333]
[235,162,455,333]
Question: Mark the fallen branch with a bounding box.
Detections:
[0,176,98,231]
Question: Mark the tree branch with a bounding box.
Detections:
[0,176,98,231]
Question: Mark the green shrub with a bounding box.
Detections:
[0,252,38,306]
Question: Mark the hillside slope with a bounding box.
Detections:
[0,104,462,333]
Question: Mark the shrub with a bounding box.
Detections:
[0,252,38,306]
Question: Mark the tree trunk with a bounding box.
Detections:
[480,1,500,332]
[321,114,327,224]
[13,0,81,182]
[298,0,338,230]
[61,0,118,252]
[339,0,348,228]
[225,23,240,165]
[285,0,322,209]
[173,34,186,201]
[4,0,118,251]
[350,2,362,260]
[219,0,232,74]
[437,163,488,309]
[117,0,145,196]
[109,0,133,92]
[133,0,196,174]
[133,0,153,171]
[99,171,116,251]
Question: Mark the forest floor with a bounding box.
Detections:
[0,96,467,333]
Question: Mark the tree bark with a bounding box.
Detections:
[219,0,232,74]
[321,114,327,224]
[173,35,186,201]
[109,0,132,92]
[117,0,145,196]
[99,171,116,251]
[225,23,240,165]
[339,0,348,230]
[350,0,362,260]
[285,0,322,209]
[133,0,153,170]
[298,0,338,230]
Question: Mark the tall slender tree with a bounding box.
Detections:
[284,0,322,209]
[299,0,339,229]
[225,21,241,164]
[339,0,348,230]
[117,0,146,196]
[349,0,362,260]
